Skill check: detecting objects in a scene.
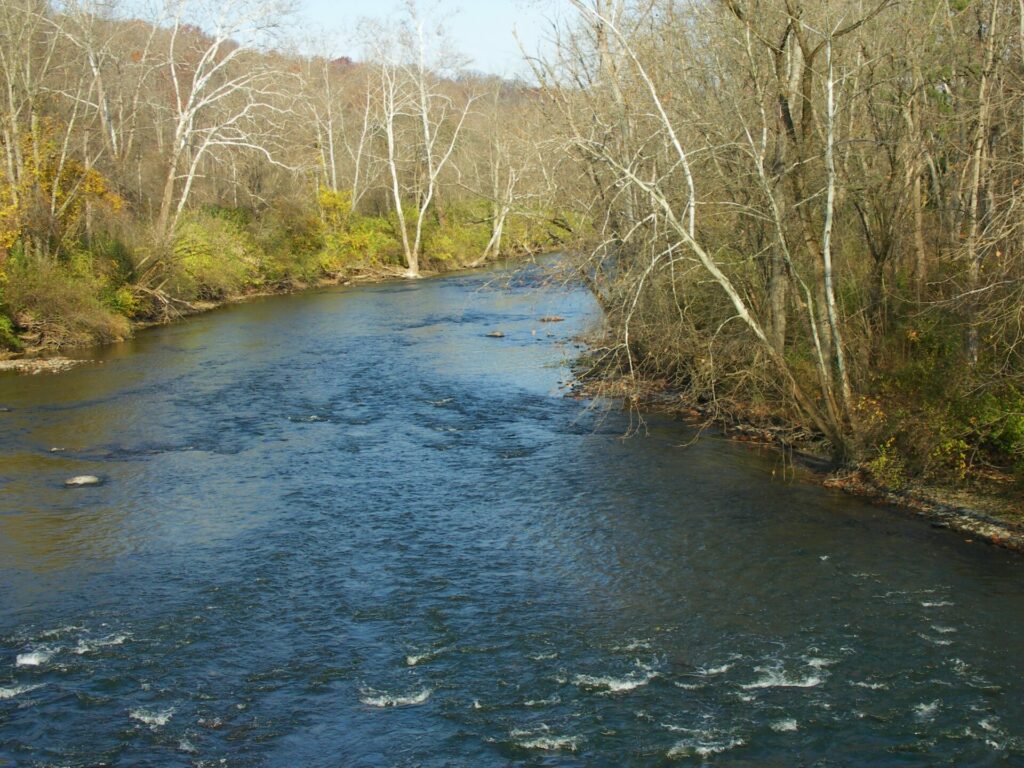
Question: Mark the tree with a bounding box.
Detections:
[151,0,296,238]
[365,2,475,277]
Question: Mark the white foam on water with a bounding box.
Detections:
[403,643,452,667]
[979,718,1000,733]
[529,651,558,661]
[39,626,85,640]
[697,663,733,676]
[806,657,837,669]
[674,682,706,691]
[922,600,954,608]
[614,639,652,652]
[516,735,580,752]
[0,684,43,699]
[524,696,560,707]
[405,646,449,667]
[741,668,823,690]
[74,634,129,655]
[851,681,889,690]
[771,719,799,732]
[666,729,746,759]
[510,727,542,738]
[130,708,174,727]
[178,738,197,753]
[572,663,659,693]
[914,701,939,720]
[15,648,56,667]
[472,699,482,710]
[359,688,432,707]
[931,625,957,634]
[918,633,953,646]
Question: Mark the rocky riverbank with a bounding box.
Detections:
[571,371,1024,556]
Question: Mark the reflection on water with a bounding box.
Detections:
[1,263,1023,766]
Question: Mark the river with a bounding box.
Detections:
[1,262,1022,766]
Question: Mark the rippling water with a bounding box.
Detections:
[1,263,1023,767]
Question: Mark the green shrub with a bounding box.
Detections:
[3,257,129,347]
[252,201,324,283]
[172,211,259,299]
[315,188,401,271]
[88,232,137,285]
[321,215,401,270]
[866,436,909,489]
[102,284,140,318]
[0,313,21,351]
[424,220,491,265]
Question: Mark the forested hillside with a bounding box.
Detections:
[0,0,563,351]
[544,0,1024,490]
[6,0,1024,491]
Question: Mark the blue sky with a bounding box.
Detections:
[296,0,562,76]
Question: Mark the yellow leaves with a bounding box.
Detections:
[906,328,921,343]
[0,168,20,256]
[0,118,124,255]
[853,394,889,432]
[80,168,123,212]
[317,186,353,228]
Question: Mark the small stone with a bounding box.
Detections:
[0,407,10,413]
[485,331,505,338]
[50,447,65,453]
[65,475,102,487]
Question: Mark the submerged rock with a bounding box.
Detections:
[539,315,565,323]
[485,331,505,338]
[65,475,102,487]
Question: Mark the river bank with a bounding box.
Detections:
[3,263,1023,765]
[7,254,1021,561]
[572,368,1024,556]
[0,262,474,375]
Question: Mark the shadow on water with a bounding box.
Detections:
[0,260,1023,766]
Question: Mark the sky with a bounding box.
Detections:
[295,0,563,77]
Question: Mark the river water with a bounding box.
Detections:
[1,263,1023,767]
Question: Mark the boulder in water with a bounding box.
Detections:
[65,475,102,487]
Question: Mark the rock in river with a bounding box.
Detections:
[485,331,505,338]
[65,475,102,488]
